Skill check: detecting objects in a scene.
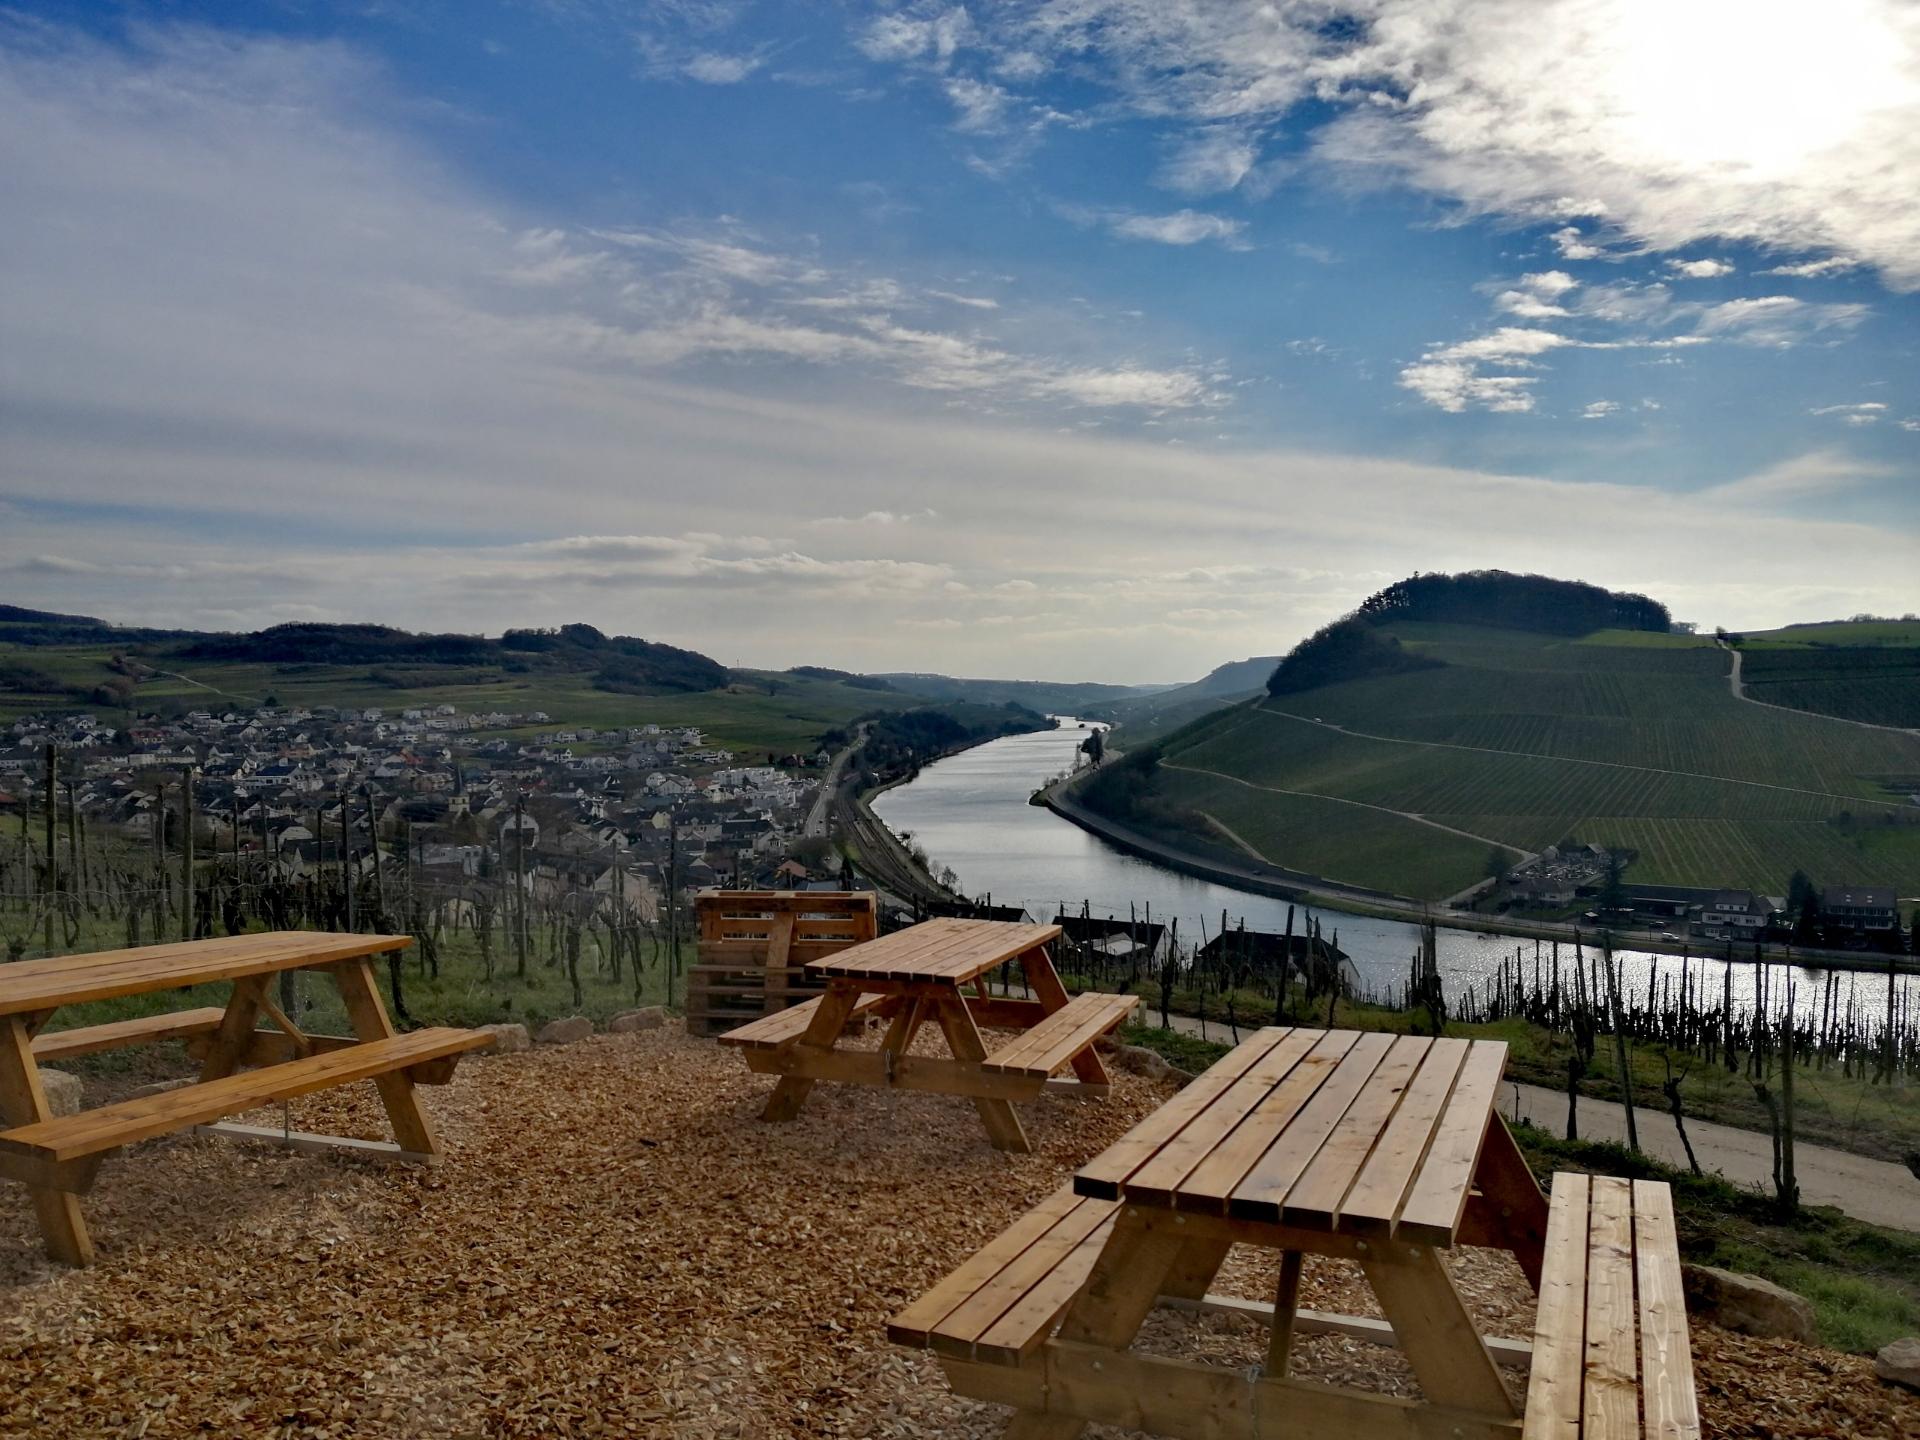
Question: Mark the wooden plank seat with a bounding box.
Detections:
[30,1008,229,1062]
[1523,1172,1699,1440]
[980,992,1138,1080]
[0,1027,491,1178]
[715,991,893,1050]
[889,1183,1121,1365]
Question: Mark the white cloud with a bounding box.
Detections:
[1580,400,1619,419]
[1695,295,1870,345]
[1761,256,1859,278]
[1492,269,1580,317]
[680,51,765,84]
[1550,226,1606,261]
[867,1,1920,288]
[1157,126,1259,194]
[1809,402,1888,425]
[1110,209,1246,246]
[1702,450,1893,501]
[1902,417,1920,432]
[1666,258,1735,279]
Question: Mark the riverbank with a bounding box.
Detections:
[1045,766,1919,977]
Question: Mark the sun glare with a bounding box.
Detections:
[1602,0,1914,176]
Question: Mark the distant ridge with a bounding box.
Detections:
[0,603,107,627]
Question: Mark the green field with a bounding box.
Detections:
[1106,624,1920,899]
[0,639,924,755]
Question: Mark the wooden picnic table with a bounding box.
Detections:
[0,932,492,1266]
[894,1024,1701,1440]
[719,918,1137,1153]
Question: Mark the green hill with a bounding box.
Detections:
[1735,621,1920,729]
[1084,616,1920,902]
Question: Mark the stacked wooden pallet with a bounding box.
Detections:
[683,891,877,1037]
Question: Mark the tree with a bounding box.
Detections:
[1081,728,1105,767]
[1483,847,1509,883]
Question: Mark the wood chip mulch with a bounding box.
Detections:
[1,1025,1914,1438]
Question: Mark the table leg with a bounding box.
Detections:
[1017,946,1111,1087]
[1158,1235,1232,1301]
[1001,1209,1205,1439]
[198,974,269,1082]
[0,1016,92,1266]
[931,995,1030,1153]
[1266,1249,1304,1377]
[332,958,440,1156]
[1361,1243,1517,1418]
[1476,1116,1549,1290]
[762,984,859,1123]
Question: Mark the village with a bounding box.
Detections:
[0,701,842,935]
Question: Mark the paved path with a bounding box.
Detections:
[1498,1078,1920,1231]
[1142,1010,1920,1231]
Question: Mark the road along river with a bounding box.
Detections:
[873,718,1918,1025]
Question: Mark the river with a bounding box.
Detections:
[873,718,1914,1026]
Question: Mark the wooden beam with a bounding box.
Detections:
[940,1343,1526,1440]
[1157,1293,1534,1372]
[194,1122,437,1166]
[740,1043,1052,1100]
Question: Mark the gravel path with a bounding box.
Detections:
[1,1026,1913,1437]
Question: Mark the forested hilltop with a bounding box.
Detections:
[1268,570,1670,698]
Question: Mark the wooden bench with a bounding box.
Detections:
[1524,1172,1699,1440]
[0,1027,491,1184]
[713,991,894,1051]
[30,1008,229,1062]
[981,992,1137,1082]
[889,1183,1122,1366]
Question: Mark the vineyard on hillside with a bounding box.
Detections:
[1108,625,1920,900]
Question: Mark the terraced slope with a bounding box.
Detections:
[1109,624,1920,899]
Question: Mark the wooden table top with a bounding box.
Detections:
[0,932,412,1018]
[804,918,1062,988]
[1074,1026,1508,1247]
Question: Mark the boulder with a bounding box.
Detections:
[1875,1337,1920,1393]
[38,1068,83,1118]
[130,1077,196,1099]
[535,1016,594,1047]
[607,1007,668,1034]
[475,1022,531,1054]
[1105,1043,1193,1086]
[1681,1264,1815,1342]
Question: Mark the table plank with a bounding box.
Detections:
[1227,1030,1396,1224]
[1282,1034,1433,1230]
[1396,1041,1509,1245]
[1634,1180,1702,1440]
[1076,1027,1298,1200]
[1523,1172,1590,1440]
[805,921,1061,986]
[1177,1029,1361,1213]
[1121,1028,1325,1207]
[1583,1175,1639,1440]
[1337,1037,1472,1235]
[0,933,412,1017]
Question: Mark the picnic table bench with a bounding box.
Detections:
[0,932,493,1266]
[893,1024,1699,1440]
[719,918,1136,1153]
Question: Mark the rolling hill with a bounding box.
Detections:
[1081,578,1920,902]
[1734,620,1920,729]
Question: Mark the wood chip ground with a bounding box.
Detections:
[1,1024,1912,1438]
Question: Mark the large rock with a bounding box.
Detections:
[130,1077,196,1099]
[1105,1043,1192,1086]
[607,1008,667,1034]
[1681,1264,1816,1342]
[1876,1337,1920,1392]
[475,1022,530,1054]
[38,1068,83,1118]
[535,1016,594,1047]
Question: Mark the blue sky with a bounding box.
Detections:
[2,2,1916,680]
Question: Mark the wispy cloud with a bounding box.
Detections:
[1109,209,1247,247]
[1809,402,1888,425]
[1666,258,1735,279]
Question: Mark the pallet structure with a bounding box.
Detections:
[684,890,877,1037]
